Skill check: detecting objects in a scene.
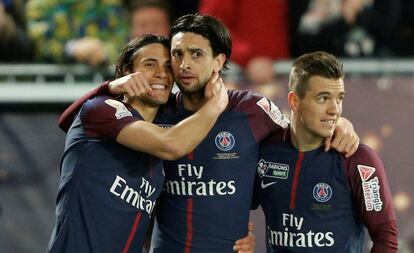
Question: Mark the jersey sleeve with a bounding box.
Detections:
[343,144,398,251]
[80,96,141,140]
[231,90,289,142]
[58,81,113,132]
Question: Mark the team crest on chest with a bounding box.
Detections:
[313,182,333,202]
[215,131,235,151]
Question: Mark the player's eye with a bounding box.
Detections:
[144,62,155,68]
[192,52,202,58]
[317,96,327,103]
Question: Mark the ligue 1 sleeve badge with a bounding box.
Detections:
[313,183,333,203]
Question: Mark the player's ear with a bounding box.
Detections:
[288,91,299,112]
[123,68,131,75]
[214,53,226,72]
[122,64,133,76]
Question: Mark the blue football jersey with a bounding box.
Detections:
[255,128,396,252]
[150,90,289,253]
[48,96,165,253]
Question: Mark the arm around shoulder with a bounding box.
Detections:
[116,96,226,160]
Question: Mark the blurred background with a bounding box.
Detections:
[0,0,413,252]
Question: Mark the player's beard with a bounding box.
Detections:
[176,79,207,97]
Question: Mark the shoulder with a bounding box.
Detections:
[228,89,262,107]
[82,96,131,116]
[228,89,290,129]
[343,144,386,181]
[347,144,383,167]
[80,96,136,123]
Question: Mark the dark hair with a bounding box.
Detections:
[115,34,170,78]
[289,51,344,98]
[170,13,232,72]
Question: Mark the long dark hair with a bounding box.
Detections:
[115,34,170,78]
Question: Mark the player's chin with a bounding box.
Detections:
[152,97,169,105]
[317,128,335,139]
[152,91,171,104]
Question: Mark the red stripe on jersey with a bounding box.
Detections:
[290,152,304,209]
[187,151,194,160]
[122,212,142,253]
[184,198,194,253]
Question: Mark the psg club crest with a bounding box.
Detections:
[313,183,333,203]
[215,131,235,151]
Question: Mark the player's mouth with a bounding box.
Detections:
[150,83,168,90]
[321,119,336,126]
[178,74,196,85]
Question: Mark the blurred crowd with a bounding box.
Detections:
[0,0,413,87]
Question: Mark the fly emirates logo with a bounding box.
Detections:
[268,213,334,248]
[165,163,236,196]
[110,176,157,215]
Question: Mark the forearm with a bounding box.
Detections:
[161,100,221,159]
[117,99,222,160]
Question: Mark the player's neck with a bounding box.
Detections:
[127,98,159,122]
[290,119,323,152]
[182,92,207,112]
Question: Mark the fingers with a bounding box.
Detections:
[233,233,255,253]
[233,223,255,253]
[324,136,332,152]
[134,72,153,96]
[345,135,359,158]
[330,127,344,150]
[110,72,153,98]
[248,222,254,232]
[328,127,360,157]
[210,71,219,84]
[123,83,135,97]
[204,72,223,98]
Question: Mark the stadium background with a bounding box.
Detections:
[0,60,413,252]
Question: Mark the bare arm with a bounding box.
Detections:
[116,72,228,160]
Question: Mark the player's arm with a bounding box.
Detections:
[58,72,152,132]
[324,117,359,157]
[233,222,255,253]
[58,81,112,132]
[345,145,398,252]
[116,72,227,160]
[366,220,398,253]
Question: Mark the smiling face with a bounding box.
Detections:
[290,75,345,144]
[170,32,225,95]
[130,43,173,106]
